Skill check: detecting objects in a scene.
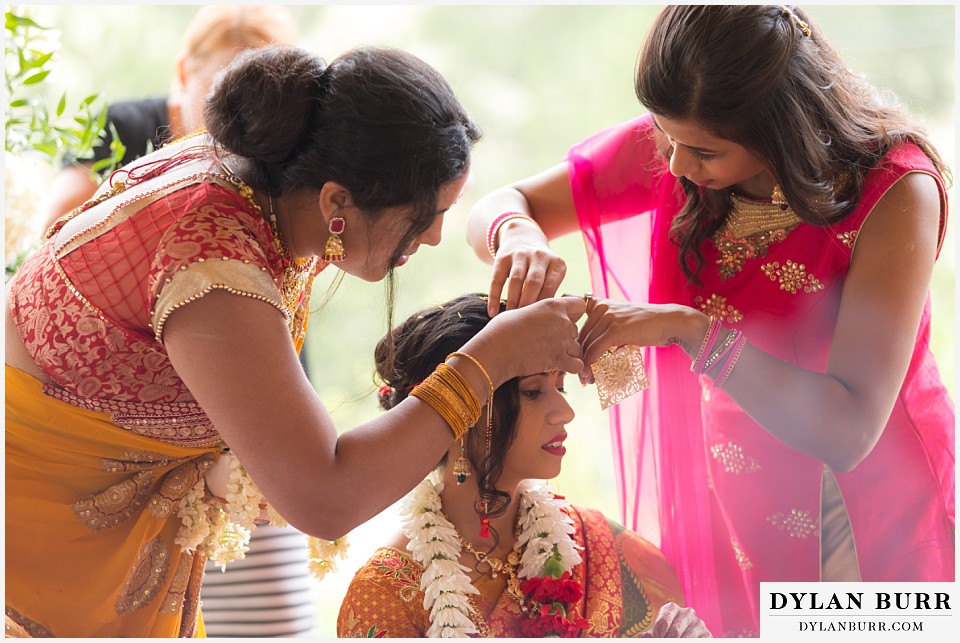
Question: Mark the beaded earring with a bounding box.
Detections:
[322,217,347,262]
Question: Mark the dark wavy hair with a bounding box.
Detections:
[635,5,950,284]
[374,294,520,545]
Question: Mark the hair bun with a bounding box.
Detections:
[205,46,327,165]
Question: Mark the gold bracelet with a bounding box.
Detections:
[410,364,483,439]
[445,352,495,465]
[446,352,494,399]
[436,363,481,420]
[411,382,469,439]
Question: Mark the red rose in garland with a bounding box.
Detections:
[519,550,588,637]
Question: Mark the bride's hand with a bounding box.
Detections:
[639,602,712,638]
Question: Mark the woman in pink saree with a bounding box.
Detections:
[466,5,954,638]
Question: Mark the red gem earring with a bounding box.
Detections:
[322,217,347,262]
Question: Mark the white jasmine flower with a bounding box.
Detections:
[400,477,581,637]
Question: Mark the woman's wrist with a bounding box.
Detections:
[488,214,546,257]
[448,339,506,399]
[673,308,711,359]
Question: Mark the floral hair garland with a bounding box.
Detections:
[175,452,348,576]
[400,474,587,638]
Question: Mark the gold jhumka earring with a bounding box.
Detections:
[322,217,347,262]
[453,438,471,484]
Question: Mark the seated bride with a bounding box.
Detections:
[337,294,711,638]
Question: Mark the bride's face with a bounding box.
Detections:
[499,371,575,484]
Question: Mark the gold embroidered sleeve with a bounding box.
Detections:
[152,259,285,343]
[337,570,424,638]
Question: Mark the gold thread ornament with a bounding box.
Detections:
[445,351,495,534]
[780,5,812,38]
[592,344,649,411]
[322,216,347,262]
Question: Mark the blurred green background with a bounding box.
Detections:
[21,4,955,636]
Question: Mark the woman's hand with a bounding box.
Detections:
[578,297,708,383]
[487,221,567,318]
[465,295,586,384]
[465,164,581,319]
[639,603,713,638]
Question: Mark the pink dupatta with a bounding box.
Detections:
[567,114,724,635]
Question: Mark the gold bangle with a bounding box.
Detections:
[412,383,469,439]
[445,352,494,462]
[410,363,483,439]
[446,352,494,399]
[436,363,481,420]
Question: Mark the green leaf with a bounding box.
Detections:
[22,70,51,85]
[23,51,54,70]
[9,99,28,108]
[5,14,44,30]
[56,93,66,117]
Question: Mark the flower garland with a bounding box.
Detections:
[308,535,351,581]
[400,475,588,638]
[175,451,349,576]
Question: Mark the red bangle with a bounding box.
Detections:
[485,211,538,258]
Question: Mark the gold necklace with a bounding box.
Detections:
[266,194,318,318]
[456,518,530,613]
[713,169,851,280]
[725,193,802,238]
[218,161,318,331]
[712,192,801,280]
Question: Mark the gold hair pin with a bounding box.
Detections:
[780,5,811,38]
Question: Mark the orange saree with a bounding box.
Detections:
[5,137,321,637]
[337,504,683,638]
[5,365,215,637]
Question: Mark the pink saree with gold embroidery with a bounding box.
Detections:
[566,114,955,637]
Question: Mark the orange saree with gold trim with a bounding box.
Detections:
[5,137,322,637]
[6,366,216,637]
[336,504,683,638]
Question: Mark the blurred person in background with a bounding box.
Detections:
[42,4,298,228]
[467,5,954,637]
[6,43,585,637]
[338,294,711,639]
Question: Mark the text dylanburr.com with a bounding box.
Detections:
[760,582,955,640]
